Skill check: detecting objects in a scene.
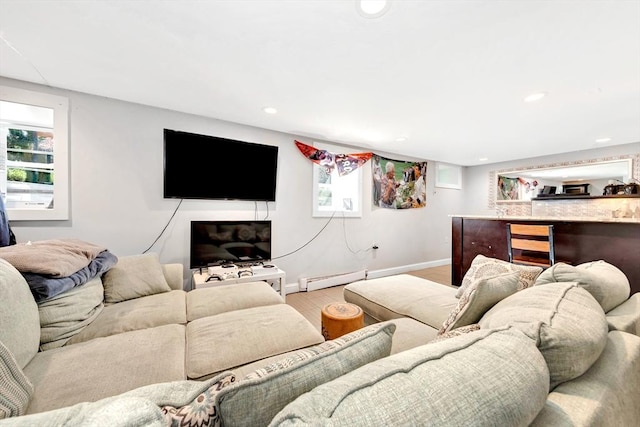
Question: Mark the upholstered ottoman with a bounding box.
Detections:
[344,274,458,329]
[186,304,324,380]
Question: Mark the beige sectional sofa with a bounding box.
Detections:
[0,253,324,417]
[3,252,640,426]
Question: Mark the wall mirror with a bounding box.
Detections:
[0,85,69,220]
[496,158,633,202]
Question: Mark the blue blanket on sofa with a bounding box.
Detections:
[24,250,118,302]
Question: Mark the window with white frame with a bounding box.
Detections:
[312,163,362,217]
[0,86,69,220]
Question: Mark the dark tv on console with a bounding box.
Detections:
[163,129,278,201]
[190,220,272,269]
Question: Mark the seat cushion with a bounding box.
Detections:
[479,282,608,390]
[270,327,549,426]
[187,281,283,321]
[24,324,186,414]
[0,259,40,369]
[186,304,324,380]
[216,323,395,427]
[67,290,187,345]
[534,261,630,312]
[344,274,458,329]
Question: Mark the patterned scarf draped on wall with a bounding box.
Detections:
[295,140,372,176]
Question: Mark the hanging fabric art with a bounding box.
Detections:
[295,140,373,176]
[372,154,427,209]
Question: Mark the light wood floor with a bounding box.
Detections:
[286,264,452,333]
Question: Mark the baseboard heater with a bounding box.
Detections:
[298,270,367,292]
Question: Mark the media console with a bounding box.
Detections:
[192,265,287,300]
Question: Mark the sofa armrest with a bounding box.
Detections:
[606,293,640,336]
[162,263,185,291]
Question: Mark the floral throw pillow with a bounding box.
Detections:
[431,324,481,343]
[456,255,542,298]
[161,373,236,427]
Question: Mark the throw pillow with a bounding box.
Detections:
[0,340,34,418]
[534,261,630,312]
[456,254,543,298]
[103,253,171,304]
[161,373,236,427]
[439,272,520,335]
[215,322,395,427]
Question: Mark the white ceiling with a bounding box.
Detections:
[1,0,639,166]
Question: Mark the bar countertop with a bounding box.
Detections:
[449,214,640,223]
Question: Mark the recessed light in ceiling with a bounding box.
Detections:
[479,157,488,162]
[595,137,612,143]
[395,137,407,142]
[524,92,547,103]
[263,107,277,114]
[356,0,391,19]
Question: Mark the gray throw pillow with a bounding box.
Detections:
[439,272,520,335]
[215,322,395,427]
[103,253,171,303]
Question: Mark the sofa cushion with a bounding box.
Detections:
[186,304,324,380]
[534,261,630,312]
[187,281,283,322]
[0,259,40,369]
[343,274,458,329]
[531,331,640,427]
[23,324,186,414]
[216,322,395,427]
[456,254,543,298]
[103,253,171,303]
[38,276,105,350]
[438,272,520,335]
[67,290,187,345]
[0,340,34,418]
[479,282,608,390]
[270,327,549,426]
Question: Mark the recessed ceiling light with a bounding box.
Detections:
[595,137,612,143]
[263,107,277,114]
[479,157,489,162]
[356,0,391,19]
[395,137,407,142]
[524,92,547,103]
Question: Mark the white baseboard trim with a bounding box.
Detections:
[366,258,451,280]
[283,258,451,295]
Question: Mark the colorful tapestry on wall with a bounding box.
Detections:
[295,140,373,176]
[373,155,427,209]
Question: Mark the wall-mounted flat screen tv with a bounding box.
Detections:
[163,129,278,201]
[190,220,272,269]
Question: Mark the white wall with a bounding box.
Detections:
[463,142,640,216]
[3,77,465,290]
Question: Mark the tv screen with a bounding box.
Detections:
[190,220,272,269]
[163,129,278,201]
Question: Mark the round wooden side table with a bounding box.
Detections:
[321,302,364,340]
